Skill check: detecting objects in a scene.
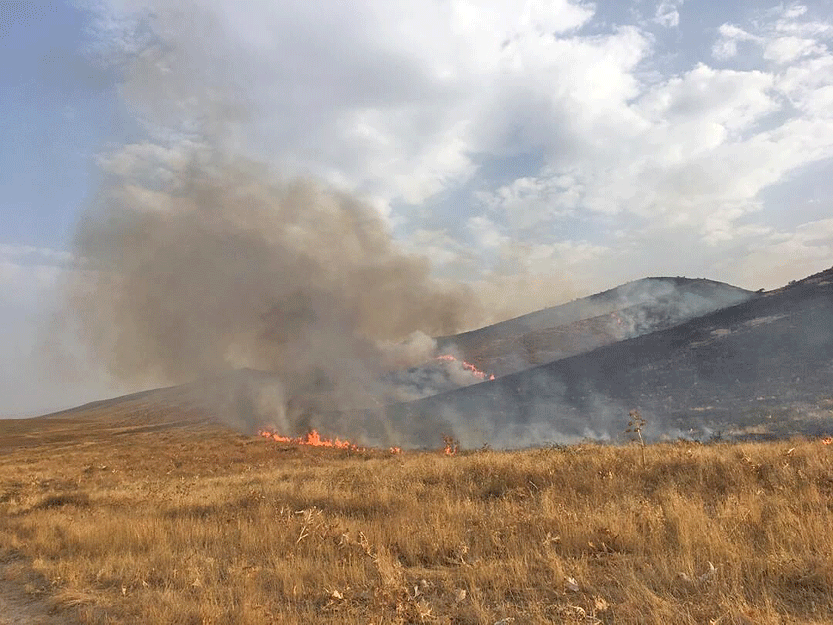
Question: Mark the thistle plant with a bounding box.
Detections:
[626,409,647,467]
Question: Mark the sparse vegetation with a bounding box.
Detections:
[1,421,832,624]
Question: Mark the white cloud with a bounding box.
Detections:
[712,24,760,60]
[654,1,683,28]
[729,217,833,288]
[776,53,833,112]
[82,0,833,300]
[714,4,832,63]
[0,245,80,308]
[479,61,786,238]
[520,0,595,34]
[0,244,74,264]
[467,215,509,250]
[476,174,583,229]
[763,36,826,63]
[638,64,777,131]
[783,5,809,20]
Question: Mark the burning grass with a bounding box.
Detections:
[435,354,496,381]
[1,422,832,624]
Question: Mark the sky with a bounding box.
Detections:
[1,0,833,416]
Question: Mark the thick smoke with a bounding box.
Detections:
[70,158,484,432]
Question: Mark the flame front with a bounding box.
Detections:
[436,354,496,380]
[259,429,362,450]
[259,430,404,454]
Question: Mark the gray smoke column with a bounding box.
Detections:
[70,157,483,432]
[64,1,492,439]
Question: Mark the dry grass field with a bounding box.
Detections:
[1,417,832,624]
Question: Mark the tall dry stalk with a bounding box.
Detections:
[626,409,647,467]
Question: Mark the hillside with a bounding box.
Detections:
[437,277,753,375]
[378,267,833,448]
[0,370,285,451]
[16,269,830,450]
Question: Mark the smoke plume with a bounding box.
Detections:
[58,1,508,441]
[70,157,484,431]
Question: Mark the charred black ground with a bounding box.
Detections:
[381,266,833,447]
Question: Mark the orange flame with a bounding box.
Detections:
[259,431,406,454]
[259,429,363,451]
[822,437,832,445]
[436,354,495,381]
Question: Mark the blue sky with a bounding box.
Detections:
[2,0,833,415]
[1,1,132,249]
[1,0,136,415]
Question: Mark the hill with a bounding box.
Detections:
[14,269,830,450]
[0,370,285,451]
[378,267,833,448]
[437,277,753,375]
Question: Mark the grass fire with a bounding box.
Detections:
[2,265,831,623]
[6,1,833,623]
[3,264,830,623]
[435,355,496,381]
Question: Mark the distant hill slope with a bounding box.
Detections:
[13,369,282,440]
[438,277,754,375]
[379,267,833,447]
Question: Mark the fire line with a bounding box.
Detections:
[259,430,403,454]
[436,354,496,380]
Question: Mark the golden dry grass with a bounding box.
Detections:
[1,418,832,624]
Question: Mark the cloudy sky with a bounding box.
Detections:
[2,0,833,415]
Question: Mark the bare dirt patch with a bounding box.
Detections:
[0,559,79,625]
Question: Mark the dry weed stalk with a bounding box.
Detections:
[625,409,647,467]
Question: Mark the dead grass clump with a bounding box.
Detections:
[35,492,91,510]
